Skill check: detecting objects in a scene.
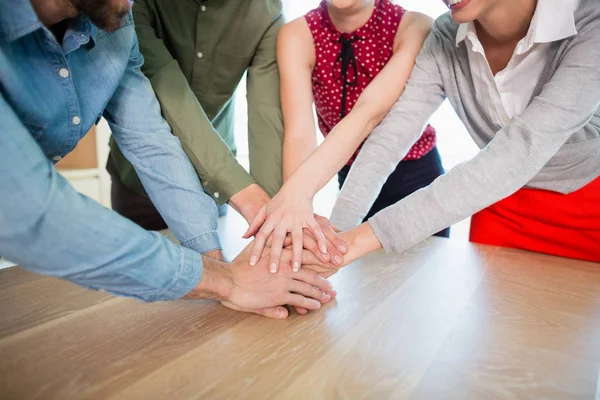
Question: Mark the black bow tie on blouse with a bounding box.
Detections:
[332,35,359,119]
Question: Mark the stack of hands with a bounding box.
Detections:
[187,186,379,319]
[188,185,381,319]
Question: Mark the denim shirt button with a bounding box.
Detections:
[53,155,62,162]
[72,116,81,125]
[59,68,70,78]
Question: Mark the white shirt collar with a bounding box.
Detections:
[455,0,579,49]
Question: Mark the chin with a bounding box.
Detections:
[327,0,363,10]
[442,0,482,24]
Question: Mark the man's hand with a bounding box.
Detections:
[228,183,270,224]
[184,241,334,319]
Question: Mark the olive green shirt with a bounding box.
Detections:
[109,0,284,204]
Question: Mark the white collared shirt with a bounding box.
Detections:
[456,0,579,125]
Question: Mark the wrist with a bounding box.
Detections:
[341,222,382,266]
[229,183,270,223]
[183,257,233,301]
[283,173,319,199]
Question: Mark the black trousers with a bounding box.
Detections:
[338,147,450,238]
[107,156,169,231]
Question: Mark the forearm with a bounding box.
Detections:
[151,60,255,204]
[106,36,221,253]
[0,100,204,302]
[282,135,316,182]
[283,109,376,196]
[247,14,285,197]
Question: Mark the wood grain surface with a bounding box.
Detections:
[1,238,599,400]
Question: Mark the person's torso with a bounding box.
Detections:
[0,12,135,163]
[135,0,282,146]
[434,0,600,193]
[306,0,436,166]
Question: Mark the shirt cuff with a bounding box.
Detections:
[202,159,255,205]
[368,211,408,254]
[151,246,204,301]
[181,230,222,254]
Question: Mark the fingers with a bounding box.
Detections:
[300,250,337,270]
[291,226,304,272]
[306,218,328,256]
[220,301,289,319]
[294,306,309,315]
[267,225,288,273]
[319,218,348,255]
[293,268,334,295]
[303,232,331,263]
[248,220,275,267]
[253,306,289,319]
[290,281,330,303]
[243,205,267,239]
[285,293,322,310]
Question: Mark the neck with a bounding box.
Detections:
[476,0,537,43]
[327,1,376,34]
[30,0,78,27]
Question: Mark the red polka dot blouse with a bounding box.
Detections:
[305,0,437,166]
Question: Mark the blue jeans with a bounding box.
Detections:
[338,147,450,237]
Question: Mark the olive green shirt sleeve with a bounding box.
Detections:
[246,15,284,198]
[133,0,255,204]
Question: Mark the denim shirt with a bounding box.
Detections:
[0,1,221,301]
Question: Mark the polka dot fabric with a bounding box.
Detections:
[305,0,437,165]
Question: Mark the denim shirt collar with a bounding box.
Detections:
[0,0,96,48]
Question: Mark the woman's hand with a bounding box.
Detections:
[302,222,384,278]
[243,190,347,273]
[243,190,326,273]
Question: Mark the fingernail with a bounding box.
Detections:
[250,256,258,266]
[293,262,300,272]
[270,263,277,273]
[334,255,343,265]
[320,245,328,253]
[322,294,331,302]
[339,245,348,253]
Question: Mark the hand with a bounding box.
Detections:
[310,215,348,266]
[228,183,270,224]
[302,222,384,279]
[185,241,334,319]
[244,188,347,273]
[244,190,325,274]
[278,217,347,267]
[279,247,338,315]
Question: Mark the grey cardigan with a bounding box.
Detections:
[330,0,600,253]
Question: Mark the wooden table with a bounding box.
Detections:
[1,238,599,400]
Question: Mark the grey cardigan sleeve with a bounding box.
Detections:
[336,23,600,253]
[330,29,446,230]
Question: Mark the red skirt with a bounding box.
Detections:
[470,177,600,263]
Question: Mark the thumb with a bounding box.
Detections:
[243,205,267,239]
[255,306,289,319]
